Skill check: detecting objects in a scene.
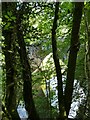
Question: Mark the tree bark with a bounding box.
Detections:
[85,4,90,119]
[51,2,66,120]
[64,2,84,117]
[2,3,20,120]
[16,4,40,120]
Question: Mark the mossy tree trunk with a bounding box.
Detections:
[85,3,90,119]
[2,3,20,120]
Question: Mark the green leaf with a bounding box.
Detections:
[4,22,11,30]
[4,15,9,19]
[11,16,16,20]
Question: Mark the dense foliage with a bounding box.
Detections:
[1,2,90,120]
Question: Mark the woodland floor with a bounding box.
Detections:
[34,86,57,120]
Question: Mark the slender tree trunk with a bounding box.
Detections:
[51,2,66,120]
[2,3,20,120]
[64,2,84,117]
[16,4,40,120]
[85,4,90,119]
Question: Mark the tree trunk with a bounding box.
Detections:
[2,3,20,120]
[16,4,40,120]
[64,2,84,117]
[51,2,66,120]
[85,4,90,119]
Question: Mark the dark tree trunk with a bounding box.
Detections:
[51,2,66,120]
[16,4,40,120]
[64,2,84,117]
[50,2,84,120]
[2,3,20,120]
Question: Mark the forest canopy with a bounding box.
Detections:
[0,1,90,120]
